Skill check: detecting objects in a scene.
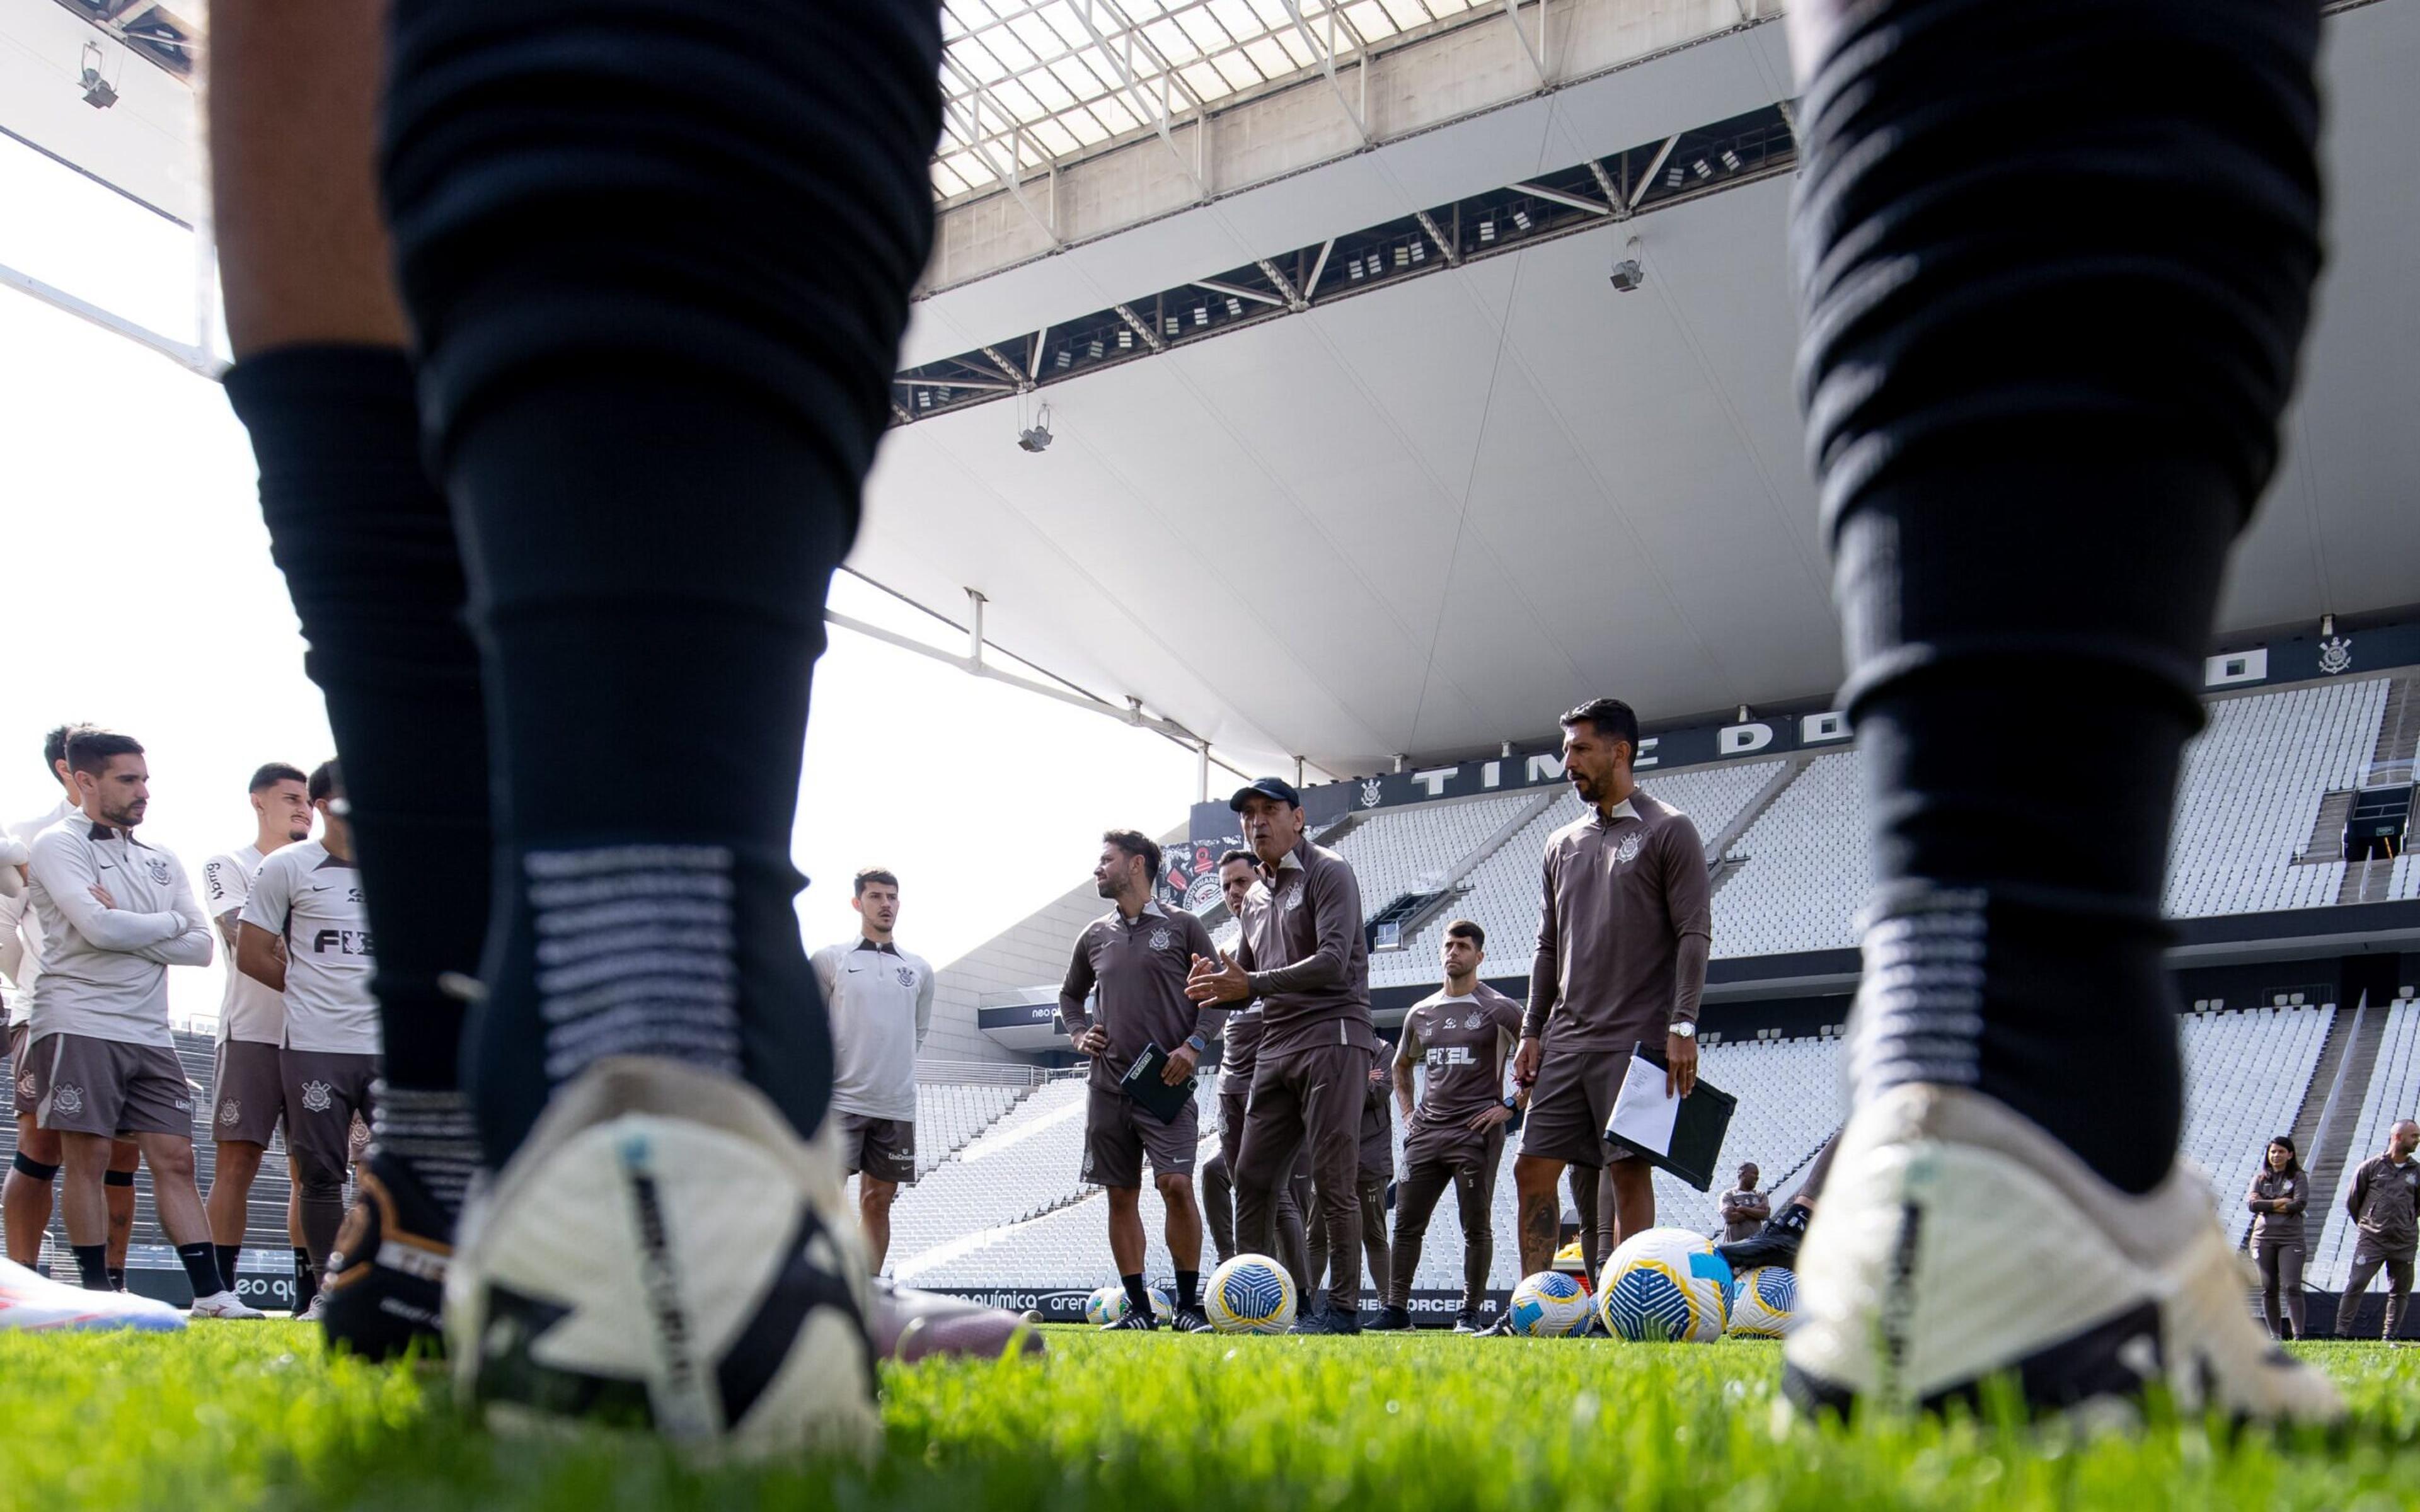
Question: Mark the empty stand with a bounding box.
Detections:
[2312,998,2420,1291]
[2166,678,2387,917]
[1712,749,1868,958]
[2174,1004,2332,1250]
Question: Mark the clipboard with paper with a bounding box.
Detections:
[1603,1040,1736,1192]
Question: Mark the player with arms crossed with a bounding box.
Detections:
[239,761,381,1314]
[202,762,314,1310]
[1061,830,1221,1331]
[1373,919,1523,1333]
[25,731,260,1315]
[814,869,933,1276]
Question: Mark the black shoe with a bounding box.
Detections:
[1366,1304,1413,1332]
[1470,1312,1515,1337]
[1170,1306,1214,1334]
[1102,1310,1159,1331]
[1291,1307,1361,1336]
[1452,1311,1480,1334]
[1715,1203,1811,1273]
[320,1150,451,1360]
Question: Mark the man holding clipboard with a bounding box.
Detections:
[1061,830,1223,1331]
[1509,698,1713,1286]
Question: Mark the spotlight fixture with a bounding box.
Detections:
[1087,337,1103,358]
[1117,328,1132,349]
[1393,245,1410,268]
[1054,348,1072,369]
[1512,208,1531,231]
[1017,403,1054,454]
[1165,314,1180,335]
[1691,158,1713,180]
[1720,148,1742,171]
[1666,164,1685,189]
[1608,235,1645,292]
[1409,241,1424,263]
[1193,304,1209,326]
[78,42,117,108]
[1224,296,1243,317]
[916,388,931,409]
[1347,256,1366,280]
[1478,219,1496,243]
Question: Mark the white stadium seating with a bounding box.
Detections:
[2176,1004,2332,1249]
[2164,679,2385,917]
[1711,750,1867,958]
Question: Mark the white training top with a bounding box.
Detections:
[243,839,379,1055]
[25,815,212,1048]
[814,936,933,1122]
[1,795,77,1026]
[202,843,287,1045]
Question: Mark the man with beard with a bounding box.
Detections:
[1198,849,1314,1291]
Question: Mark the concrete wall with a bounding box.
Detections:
[921,0,1783,294]
[918,874,1112,1067]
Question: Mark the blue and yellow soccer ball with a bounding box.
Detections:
[1597,1227,1732,1343]
[1726,1265,1798,1339]
[1205,1254,1297,1334]
[1509,1269,1593,1337]
[1083,1285,1128,1326]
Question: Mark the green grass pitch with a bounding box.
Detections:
[8,1324,2420,1510]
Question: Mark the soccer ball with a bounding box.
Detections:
[1726,1265,1798,1339]
[1084,1285,1129,1326]
[1148,1287,1175,1324]
[1596,1226,1732,1343]
[1204,1254,1296,1334]
[1508,1269,1591,1337]
[449,1059,879,1459]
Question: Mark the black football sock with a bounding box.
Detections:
[294,1247,320,1310]
[382,0,941,1164]
[176,1242,229,1299]
[1121,1274,1153,1320]
[223,345,484,1215]
[215,1245,242,1292]
[72,1244,108,1292]
[1795,0,2322,1194]
[1175,1269,1200,1313]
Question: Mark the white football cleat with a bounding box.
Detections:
[188,1290,268,1320]
[1784,1083,2343,1426]
[0,1257,183,1332]
[297,1291,328,1324]
[447,1057,878,1460]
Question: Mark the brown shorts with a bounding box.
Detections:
[1403,1117,1505,1178]
[8,1021,36,1116]
[836,1112,917,1185]
[35,1033,197,1138]
[210,1040,286,1145]
[280,1050,379,1181]
[1082,1084,1199,1188]
[1518,1048,1635,1169]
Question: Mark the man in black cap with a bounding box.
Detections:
[1188,777,1374,1334]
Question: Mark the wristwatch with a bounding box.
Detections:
[1669,1021,1696,1040]
[1185,1032,1210,1055]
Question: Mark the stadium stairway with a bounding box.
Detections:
[2298,992,2391,1279]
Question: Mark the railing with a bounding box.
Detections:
[913,1057,1054,1089]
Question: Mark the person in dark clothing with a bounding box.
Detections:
[2247,1135,2308,1340]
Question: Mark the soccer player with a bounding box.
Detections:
[1374,920,1522,1334]
[1511,699,1710,1277]
[238,762,379,1317]
[814,869,934,1276]
[1061,831,1221,1331]
[23,731,260,1315]
[1719,1164,1769,1245]
[1201,849,1313,1289]
[1188,777,1375,1334]
[1308,1037,1394,1324]
[1778,0,2339,1419]
[2332,1121,2419,1341]
[202,762,313,1309]
[4,724,143,1281]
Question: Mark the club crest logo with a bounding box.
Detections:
[16,1070,35,1101]
[896,965,917,988]
[1465,1011,1485,1031]
[2319,635,2353,675]
[146,857,171,886]
[1360,779,1383,808]
[302,1079,334,1113]
[51,1083,84,1117]
[1281,888,1305,912]
[1613,832,1644,865]
[1150,927,1173,951]
[219,1099,240,1126]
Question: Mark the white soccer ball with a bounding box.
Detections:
[1083,1285,1129,1326]
[1596,1226,1732,1343]
[1726,1264,1799,1339]
[1508,1269,1592,1337]
[1204,1254,1296,1334]
[449,1062,879,1460]
[1148,1286,1175,1324]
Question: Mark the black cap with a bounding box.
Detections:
[1228,776,1302,811]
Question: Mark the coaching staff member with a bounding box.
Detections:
[1511,697,1711,1280]
[1189,776,1374,1334]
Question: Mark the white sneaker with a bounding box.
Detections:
[1784,1084,2342,1425]
[0,1257,183,1332]
[447,1057,879,1460]
[189,1289,268,1320]
[297,1292,328,1323]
